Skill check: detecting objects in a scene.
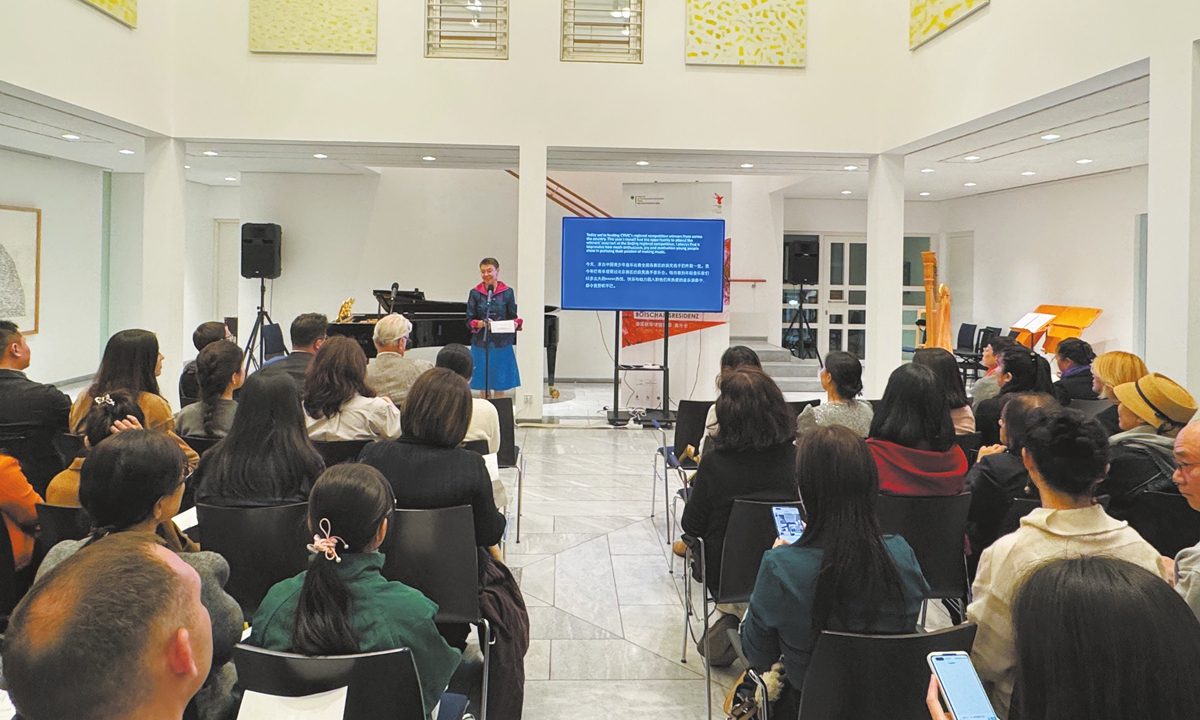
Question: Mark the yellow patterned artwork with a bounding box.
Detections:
[249,0,378,55]
[910,0,989,50]
[77,0,137,28]
[685,0,807,67]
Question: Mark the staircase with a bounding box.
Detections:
[731,337,823,393]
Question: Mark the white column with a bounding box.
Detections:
[515,144,547,420]
[1146,41,1200,389]
[141,138,188,408]
[864,154,906,398]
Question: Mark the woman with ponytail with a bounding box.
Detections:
[249,464,461,715]
[975,347,1055,446]
[796,351,873,437]
[175,340,243,438]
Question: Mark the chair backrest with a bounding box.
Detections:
[380,505,481,625]
[232,644,426,720]
[976,327,1001,353]
[787,399,821,419]
[36,504,91,549]
[0,510,18,620]
[195,503,311,618]
[875,493,972,600]
[953,432,982,470]
[997,497,1042,538]
[181,435,221,456]
[1068,398,1113,417]
[462,439,490,455]
[798,624,979,720]
[716,499,805,604]
[311,439,372,467]
[955,323,977,352]
[52,433,85,467]
[673,399,714,458]
[488,397,518,467]
[1126,491,1200,557]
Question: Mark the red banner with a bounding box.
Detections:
[621,238,731,347]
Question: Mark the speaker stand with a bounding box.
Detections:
[242,278,276,372]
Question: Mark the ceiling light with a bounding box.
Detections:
[184,165,191,169]
[203,151,219,156]
[964,156,981,162]
[964,182,977,187]
[1076,158,1093,164]
[740,163,754,169]
[119,149,135,155]
[1021,171,1036,176]
[919,192,931,197]
[422,156,437,162]
[921,168,934,173]
[841,190,852,195]
[61,133,80,141]
[636,161,650,166]
[1041,134,1061,141]
[225,176,237,182]
[313,153,328,159]
[843,165,858,171]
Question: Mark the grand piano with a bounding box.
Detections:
[327,288,562,396]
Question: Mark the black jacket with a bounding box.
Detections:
[251,351,314,396]
[964,450,1037,559]
[179,360,200,408]
[1095,404,1122,436]
[1052,367,1100,406]
[0,369,71,495]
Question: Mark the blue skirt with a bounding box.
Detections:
[471,344,521,392]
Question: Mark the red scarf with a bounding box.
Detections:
[474,281,509,294]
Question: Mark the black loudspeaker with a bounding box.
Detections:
[241,223,282,279]
[787,251,819,285]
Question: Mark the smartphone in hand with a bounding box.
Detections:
[772,505,805,545]
[927,652,998,720]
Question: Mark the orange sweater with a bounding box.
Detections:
[0,455,43,570]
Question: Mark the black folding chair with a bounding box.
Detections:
[36,503,91,549]
[381,505,494,720]
[1126,490,1200,557]
[232,644,469,720]
[787,399,821,418]
[488,397,524,543]
[1069,398,1114,416]
[181,435,221,456]
[0,513,18,628]
[52,433,85,468]
[462,439,490,455]
[682,499,804,720]
[195,503,310,619]
[652,399,713,560]
[954,432,982,470]
[876,493,972,623]
[311,439,373,467]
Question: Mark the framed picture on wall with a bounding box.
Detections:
[0,206,41,335]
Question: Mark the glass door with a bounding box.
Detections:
[820,235,867,360]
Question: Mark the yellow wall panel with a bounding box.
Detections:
[250,0,378,56]
[77,0,137,28]
[685,0,806,67]
[910,0,988,50]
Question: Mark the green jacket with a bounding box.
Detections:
[248,553,462,714]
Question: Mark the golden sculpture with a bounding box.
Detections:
[335,298,355,324]
[921,251,953,351]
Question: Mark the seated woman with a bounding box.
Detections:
[796,350,873,438]
[970,336,1017,409]
[1101,373,1197,520]
[193,373,325,507]
[249,464,461,715]
[304,336,401,441]
[867,364,967,496]
[965,393,1059,563]
[913,347,975,434]
[1090,350,1149,436]
[975,348,1055,446]
[1050,337,1099,406]
[70,328,200,472]
[436,344,501,454]
[681,367,799,590]
[0,454,42,576]
[46,389,145,506]
[740,425,929,719]
[967,409,1168,716]
[700,345,763,455]
[175,340,243,438]
[36,430,243,720]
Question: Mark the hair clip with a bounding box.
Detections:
[307,518,348,563]
[94,394,115,407]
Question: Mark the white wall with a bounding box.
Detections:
[109,173,144,336]
[0,148,103,383]
[182,183,240,364]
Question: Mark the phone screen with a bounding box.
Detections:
[929,653,998,720]
[772,506,804,544]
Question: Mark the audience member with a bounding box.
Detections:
[796,350,873,438]
[304,335,401,441]
[1090,350,1149,435]
[2,532,213,720]
[179,321,231,408]
[913,347,975,434]
[254,312,328,393]
[193,373,324,507]
[974,348,1054,446]
[36,430,242,720]
[1049,337,1099,406]
[741,425,929,719]
[967,409,1168,716]
[437,343,501,453]
[0,453,42,575]
[71,329,200,472]
[365,313,434,404]
[700,345,763,455]
[45,389,145,506]
[249,464,462,713]
[970,335,1017,409]
[175,340,243,438]
[1171,421,1200,618]
[965,393,1059,564]
[867,363,967,496]
[681,367,799,598]
[0,320,71,495]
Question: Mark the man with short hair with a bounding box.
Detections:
[179,321,232,408]
[365,313,433,404]
[0,320,70,496]
[1171,421,1200,619]
[1,532,213,720]
[253,312,328,393]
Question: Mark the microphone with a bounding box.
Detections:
[389,282,399,311]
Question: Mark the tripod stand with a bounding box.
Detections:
[242,278,275,372]
[783,282,821,363]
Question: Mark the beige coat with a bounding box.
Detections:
[365,352,433,405]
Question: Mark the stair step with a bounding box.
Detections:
[775,377,824,392]
[762,361,820,378]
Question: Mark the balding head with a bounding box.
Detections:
[1174,423,1200,512]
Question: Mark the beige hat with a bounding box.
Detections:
[1113,373,1198,431]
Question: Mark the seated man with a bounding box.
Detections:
[1,531,212,720]
[179,321,231,408]
[0,321,70,496]
[366,313,433,405]
[1172,421,1200,619]
[253,312,327,394]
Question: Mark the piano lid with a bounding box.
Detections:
[369,288,558,316]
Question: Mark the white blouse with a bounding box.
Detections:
[306,394,402,442]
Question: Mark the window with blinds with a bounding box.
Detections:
[561,0,643,63]
[426,0,509,60]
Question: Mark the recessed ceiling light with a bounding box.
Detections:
[844,165,858,171]
[740,163,754,169]
[225,176,237,182]
[841,190,853,195]
[919,192,931,197]
[203,151,219,156]
[1077,158,1093,164]
[921,168,935,173]
[119,149,135,155]
[964,182,977,187]
[635,161,650,166]
[964,156,981,162]
[61,133,80,141]
[1021,171,1036,176]
[184,165,191,169]
[1041,134,1061,141]
[422,156,437,162]
[313,153,328,159]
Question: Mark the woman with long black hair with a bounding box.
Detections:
[175,340,243,438]
[740,425,929,718]
[868,363,967,496]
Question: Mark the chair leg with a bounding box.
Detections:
[700,540,712,720]
[480,618,493,720]
[514,455,524,543]
[681,546,692,662]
